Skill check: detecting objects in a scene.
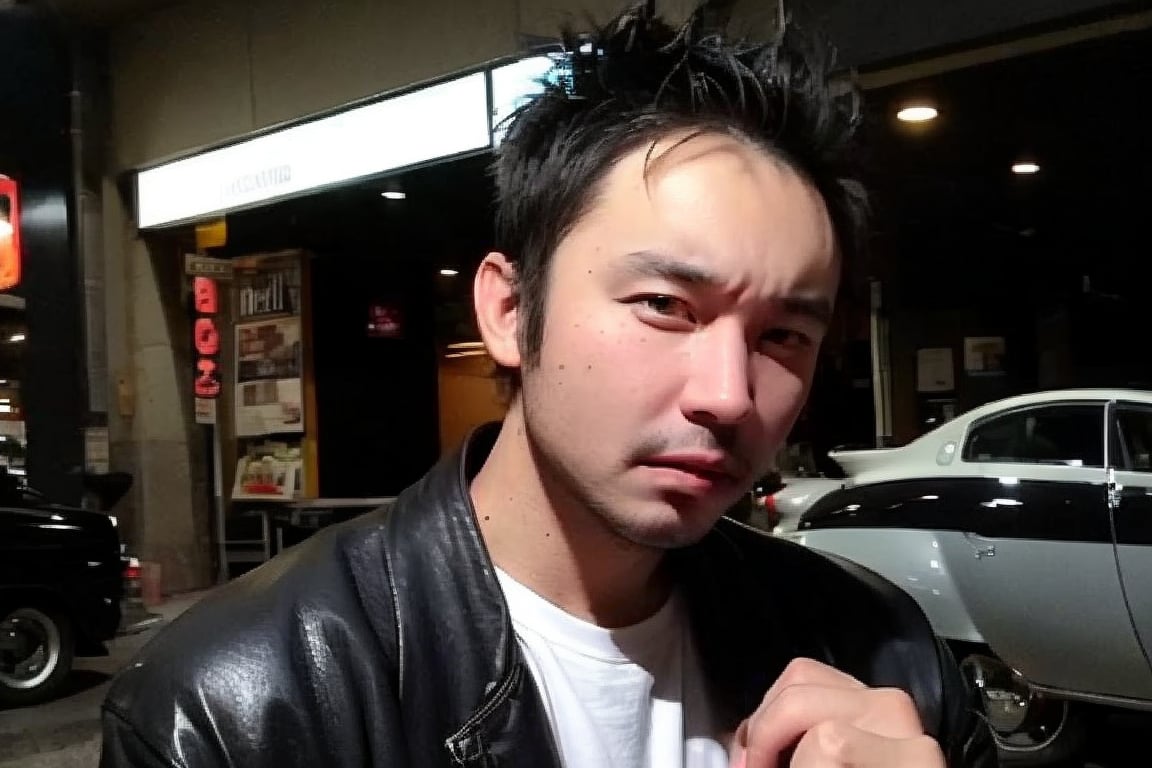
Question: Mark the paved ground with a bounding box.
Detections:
[0,591,207,768]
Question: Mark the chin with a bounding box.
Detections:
[606,499,726,550]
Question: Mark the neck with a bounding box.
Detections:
[470,404,670,628]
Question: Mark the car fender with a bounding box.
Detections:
[797,527,985,644]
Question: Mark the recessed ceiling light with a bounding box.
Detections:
[381,191,407,200]
[439,268,459,276]
[897,106,938,123]
[8,333,25,343]
[1012,162,1041,175]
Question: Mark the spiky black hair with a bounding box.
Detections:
[492,0,867,384]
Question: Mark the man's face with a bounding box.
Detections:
[518,131,839,548]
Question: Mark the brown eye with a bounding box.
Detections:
[759,328,813,354]
[639,295,695,321]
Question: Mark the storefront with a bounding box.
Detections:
[132,54,560,577]
[100,0,1142,588]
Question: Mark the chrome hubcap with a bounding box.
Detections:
[0,608,61,690]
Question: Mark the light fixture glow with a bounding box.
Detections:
[136,71,489,228]
[439,268,459,276]
[897,106,938,123]
[0,220,12,237]
[8,333,25,343]
[1012,162,1041,175]
[381,191,407,200]
[447,341,486,350]
[445,350,489,359]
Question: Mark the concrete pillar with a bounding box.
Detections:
[102,177,212,593]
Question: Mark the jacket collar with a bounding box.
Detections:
[382,422,798,754]
[382,423,536,759]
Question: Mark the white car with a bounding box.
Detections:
[787,388,1152,766]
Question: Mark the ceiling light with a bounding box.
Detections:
[897,106,938,123]
[8,333,25,343]
[1012,162,1040,175]
[445,350,489,359]
[439,268,459,276]
[447,341,486,350]
[381,191,407,200]
[0,398,9,404]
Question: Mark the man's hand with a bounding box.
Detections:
[729,658,946,768]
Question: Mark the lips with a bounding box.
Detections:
[640,454,741,487]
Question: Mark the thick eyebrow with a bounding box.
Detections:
[621,250,721,286]
[622,250,834,326]
[780,296,834,327]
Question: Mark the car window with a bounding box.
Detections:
[1115,407,1152,472]
[962,403,1104,467]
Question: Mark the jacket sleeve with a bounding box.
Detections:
[100,704,184,768]
[936,639,999,768]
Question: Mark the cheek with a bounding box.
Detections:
[752,358,815,436]
[539,303,669,395]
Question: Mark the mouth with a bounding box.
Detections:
[638,454,742,491]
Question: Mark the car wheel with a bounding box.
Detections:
[961,653,1086,766]
[0,605,75,708]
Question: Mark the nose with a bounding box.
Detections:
[679,323,754,427]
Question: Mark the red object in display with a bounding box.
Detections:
[0,175,21,292]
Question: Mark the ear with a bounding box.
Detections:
[474,252,521,370]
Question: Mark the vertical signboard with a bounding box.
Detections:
[0,175,21,291]
[192,276,222,407]
[186,254,234,424]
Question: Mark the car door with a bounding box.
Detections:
[938,401,1152,699]
[1107,401,1152,686]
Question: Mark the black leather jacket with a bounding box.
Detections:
[101,425,996,767]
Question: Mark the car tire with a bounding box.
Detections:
[960,653,1086,766]
[0,604,75,708]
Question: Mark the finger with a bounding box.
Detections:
[790,721,945,767]
[741,686,924,767]
[761,658,866,711]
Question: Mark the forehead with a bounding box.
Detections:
[557,131,839,292]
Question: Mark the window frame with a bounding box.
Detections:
[1111,401,1152,473]
[960,400,1107,469]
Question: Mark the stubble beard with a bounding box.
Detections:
[520,401,726,552]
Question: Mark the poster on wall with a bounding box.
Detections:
[964,336,1007,376]
[916,348,955,393]
[235,317,304,437]
[232,446,303,501]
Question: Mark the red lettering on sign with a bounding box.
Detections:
[194,358,222,398]
[191,274,222,400]
[193,276,219,314]
[194,317,220,356]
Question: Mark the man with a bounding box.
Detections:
[101,2,995,766]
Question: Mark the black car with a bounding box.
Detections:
[0,474,124,707]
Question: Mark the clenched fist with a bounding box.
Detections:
[729,658,946,768]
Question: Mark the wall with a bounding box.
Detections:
[439,355,506,457]
[106,0,701,173]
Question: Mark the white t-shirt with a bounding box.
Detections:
[495,568,729,768]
